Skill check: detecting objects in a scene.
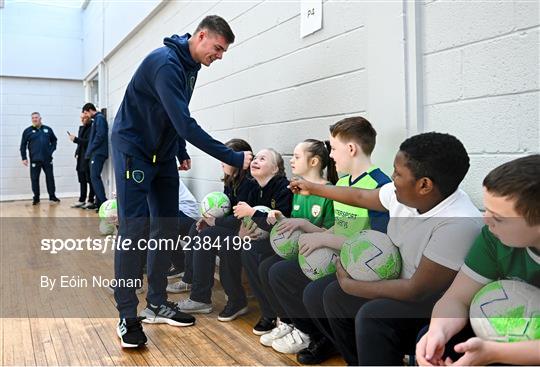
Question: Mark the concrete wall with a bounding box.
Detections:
[0,77,84,200]
[423,0,540,205]
[421,0,539,206]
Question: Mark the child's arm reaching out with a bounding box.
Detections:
[289,177,387,212]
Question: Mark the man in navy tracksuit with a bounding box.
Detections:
[111,15,252,348]
[83,103,109,211]
[20,112,60,205]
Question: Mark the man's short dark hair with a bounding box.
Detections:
[31,112,40,116]
[483,155,540,225]
[82,103,97,112]
[399,132,470,198]
[329,116,377,156]
[195,15,235,44]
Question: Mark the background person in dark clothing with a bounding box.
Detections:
[20,112,60,205]
[82,103,109,211]
[68,112,95,208]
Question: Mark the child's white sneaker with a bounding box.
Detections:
[271,328,311,354]
[260,321,293,346]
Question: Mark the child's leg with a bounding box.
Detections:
[217,241,247,307]
[258,255,289,320]
[188,226,227,304]
[170,214,196,281]
[269,259,332,335]
[322,280,370,365]
[302,275,337,338]
[241,239,275,318]
[355,297,438,365]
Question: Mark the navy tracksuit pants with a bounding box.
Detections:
[113,148,179,318]
[90,154,107,206]
[30,160,56,200]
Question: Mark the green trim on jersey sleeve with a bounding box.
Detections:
[464,226,500,281]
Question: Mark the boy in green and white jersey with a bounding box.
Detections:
[417,155,540,366]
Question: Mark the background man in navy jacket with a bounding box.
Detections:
[20,112,60,205]
[68,112,95,208]
[83,103,108,211]
[111,15,252,348]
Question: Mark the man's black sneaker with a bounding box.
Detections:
[252,317,277,335]
[83,202,97,210]
[217,302,249,322]
[296,336,338,365]
[140,300,195,327]
[166,266,184,280]
[116,317,147,348]
[32,199,40,205]
[49,196,60,203]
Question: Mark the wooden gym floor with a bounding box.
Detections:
[0,199,345,366]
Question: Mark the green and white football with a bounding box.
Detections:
[200,192,231,218]
[340,230,401,281]
[270,225,302,260]
[470,280,540,342]
[299,247,339,280]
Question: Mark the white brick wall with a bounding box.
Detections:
[0,77,85,200]
[104,1,406,201]
[91,0,538,207]
[422,0,539,208]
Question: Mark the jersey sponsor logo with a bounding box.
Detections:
[44,129,49,133]
[271,199,276,209]
[311,204,321,217]
[293,205,300,211]
[32,130,36,133]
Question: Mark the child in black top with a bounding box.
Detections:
[233,148,293,332]
[175,139,257,318]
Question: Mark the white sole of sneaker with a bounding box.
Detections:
[116,327,147,348]
[141,316,195,327]
[178,306,212,314]
[252,328,272,336]
[217,306,249,322]
[260,331,293,347]
[271,345,308,354]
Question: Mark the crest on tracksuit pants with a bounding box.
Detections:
[132,170,144,183]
